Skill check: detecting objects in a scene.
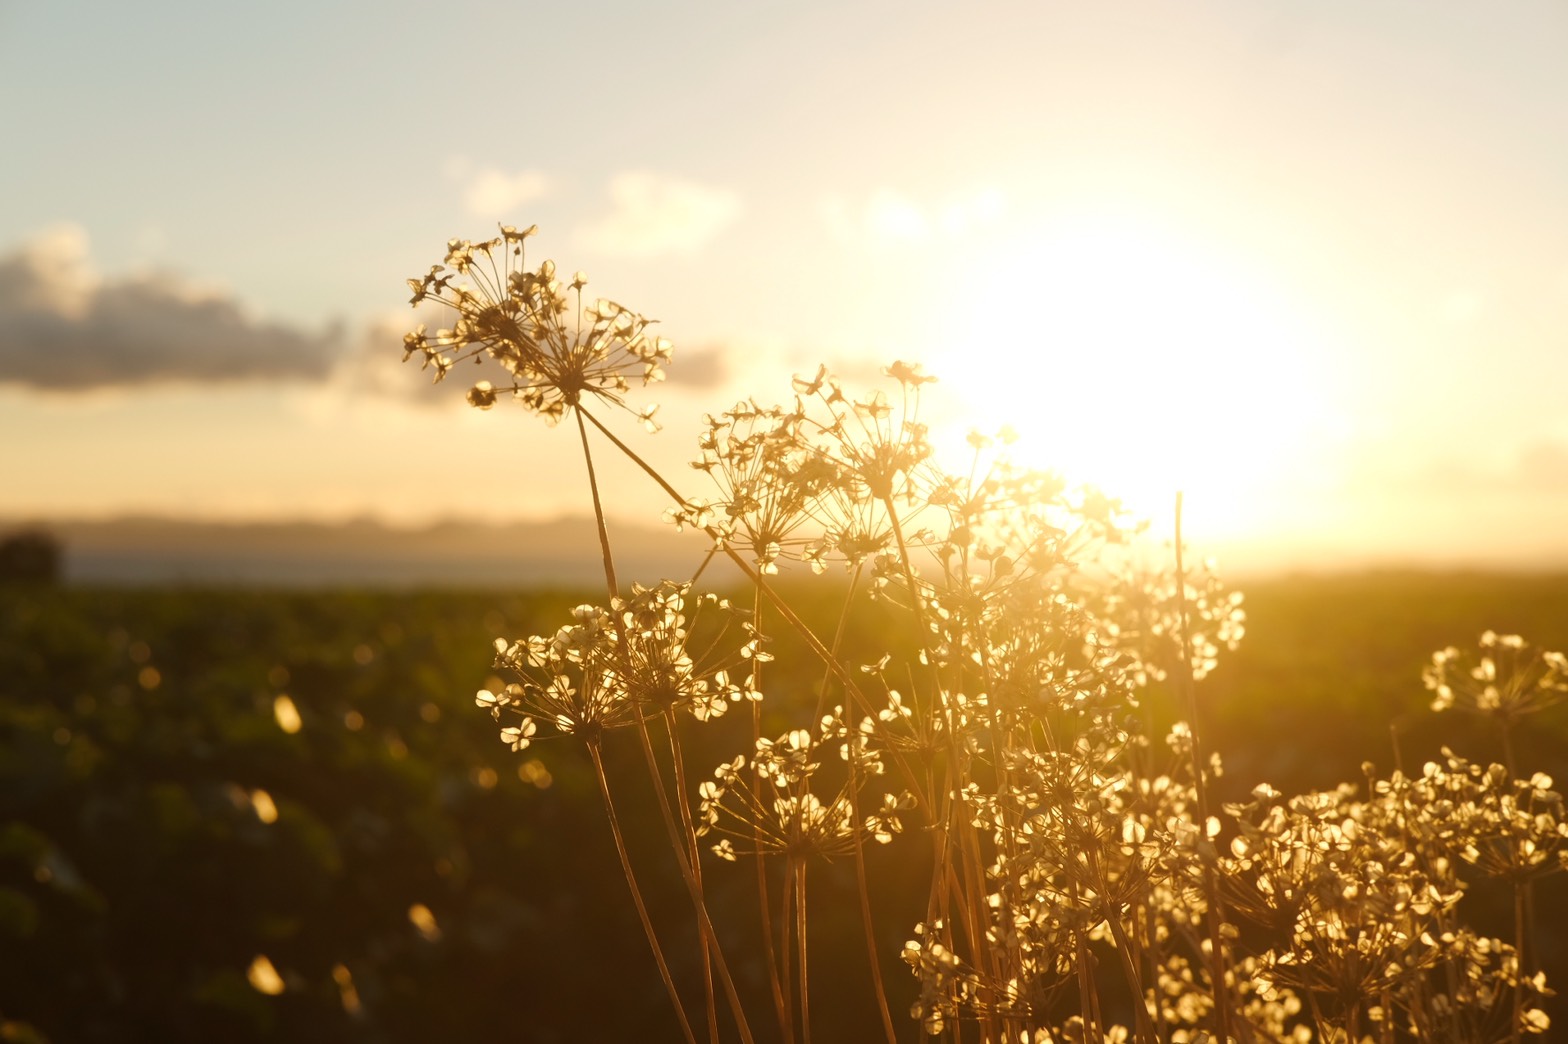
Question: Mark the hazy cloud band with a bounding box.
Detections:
[0,226,343,390]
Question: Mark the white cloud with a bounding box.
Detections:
[865,189,931,242]
[575,172,740,258]
[0,226,343,390]
[937,187,1005,235]
[464,167,550,218]
[823,185,1006,247]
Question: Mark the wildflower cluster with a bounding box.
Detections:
[404,227,1565,1044]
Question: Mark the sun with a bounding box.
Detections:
[929,216,1337,543]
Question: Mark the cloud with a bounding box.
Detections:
[823,185,1005,247]
[575,173,740,258]
[464,167,550,218]
[666,343,729,390]
[1517,441,1568,486]
[325,311,469,410]
[0,226,342,390]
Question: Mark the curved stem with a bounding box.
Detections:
[588,742,698,1044]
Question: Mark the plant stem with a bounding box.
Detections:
[1513,880,1526,1044]
[665,709,721,1044]
[587,742,698,1044]
[795,858,811,1044]
[846,740,900,1044]
[575,409,620,599]
[1090,849,1156,1044]
[1174,491,1233,1043]
[574,407,753,1044]
[749,586,793,1042]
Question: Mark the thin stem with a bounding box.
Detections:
[749,586,792,1042]
[779,852,795,1042]
[1513,881,1526,1044]
[1146,900,1168,1042]
[665,709,721,1044]
[1502,718,1539,1002]
[794,859,811,1044]
[812,562,864,721]
[847,743,900,1044]
[587,742,698,1044]
[629,675,756,1044]
[1090,849,1156,1044]
[575,409,619,598]
[574,407,754,1044]
[1074,929,1098,1041]
[1174,490,1233,1043]
[881,493,997,1041]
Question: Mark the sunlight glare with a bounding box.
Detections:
[934,218,1335,540]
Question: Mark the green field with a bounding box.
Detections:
[2,574,1565,1042]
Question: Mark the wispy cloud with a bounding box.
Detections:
[325,311,469,409]
[575,172,740,258]
[822,186,1005,246]
[0,226,343,390]
[463,167,550,219]
[665,343,730,390]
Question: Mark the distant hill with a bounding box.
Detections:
[5,515,733,588]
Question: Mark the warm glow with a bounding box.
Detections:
[935,217,1338,539]
[408,902,442,942]
[273,694,303,734]
[250,788,279,824]
[246,955,285,995]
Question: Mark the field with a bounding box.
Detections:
[2,572,1565,1042]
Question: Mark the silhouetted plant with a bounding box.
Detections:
[406,226,1562,1043]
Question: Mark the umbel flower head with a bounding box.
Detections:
[478,583,765,752]
[403,225,670,427]
[696,724,911,862]
[1424,630,1568,723]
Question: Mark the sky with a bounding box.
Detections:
[3,0,1567,573]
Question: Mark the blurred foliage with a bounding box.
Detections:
[0,532,60,587]
[0,574,1564,1041]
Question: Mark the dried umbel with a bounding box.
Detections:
[1425,631,1568,724]
[695,724,912,862]
[405,225,669,427]
[479,583,766,748]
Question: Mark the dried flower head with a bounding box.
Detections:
[404,225,671,425]
[1424,631,1568,723]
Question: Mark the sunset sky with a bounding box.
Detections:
[4,1,1567,572]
